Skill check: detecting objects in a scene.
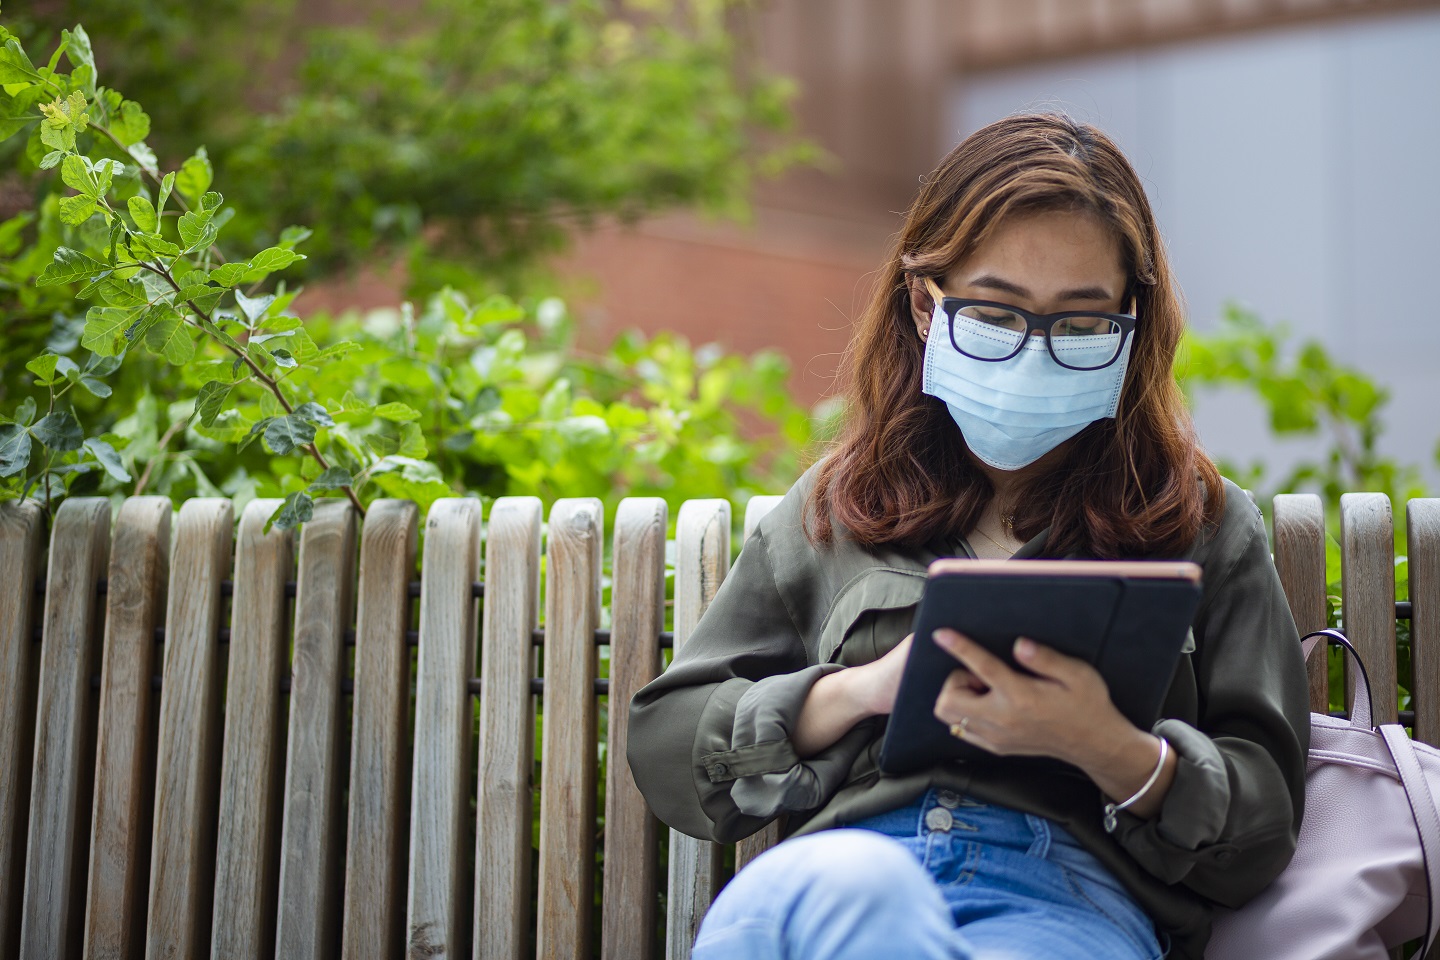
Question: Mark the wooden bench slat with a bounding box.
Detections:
[211,499,294,960]
[474,497,543,960]
[666,499,731,960]
[341,500,419,960]
[21,497,110,960]
[145,498,232,960]
[537,498,604,960]
[1272,494,1330,712]
[407,499,483,959]
[0,500,45,959]
[1408,499,1440,745]
[601,497,668,960]
[1340,493,1398,724]
[84,497,171,960]
[276,499,359,960]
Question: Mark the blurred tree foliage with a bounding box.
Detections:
[0,12,816,533]
[8,0,812,294]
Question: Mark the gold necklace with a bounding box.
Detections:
[970,524,1016,556]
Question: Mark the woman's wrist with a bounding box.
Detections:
[794,667,881,758]
[1076,725,1177,822]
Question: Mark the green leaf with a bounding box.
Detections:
[234,289,276,324]
[26,353,60,385]
[269,348,297,369]
[0,39,42,84]
[58,194,99,225]
[175,146,212,202]
[97,277,148,307]
[80,307,135,356]
[265,491,314,533]
[195,380,231,427]
[62,26,95,74]
[306,467,352,491]
[77,376,111,398]
[129,233,180,259]
[61,154,96,195]
[245,246,304,276]
[82,437,130,483]
[143,311,196,365]
[38,247,111,286]
[109,99,150,147]
[374,402,422,422]
[127,195,157,233]
[237,417,272,453]
[278,225,312,249]
[292,402,335,427]
[264,415,317,455]
[38,150,64,170]
[0,424,31,477]
[30,411,84,452]
[157,171,175,217]
[200,191,223,212]
[208,262,248,288]
[14,397,37,428]
[177,210,217,252]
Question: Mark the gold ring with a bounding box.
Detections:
[949,717,970,740]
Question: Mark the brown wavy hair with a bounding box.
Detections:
[806,113,1224,558]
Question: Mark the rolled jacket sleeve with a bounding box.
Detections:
[1110,493,1311,907]
[628,520,864,843]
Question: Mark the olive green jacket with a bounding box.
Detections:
[628,466,1310,959]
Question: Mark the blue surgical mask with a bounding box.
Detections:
[921,302,1133,470]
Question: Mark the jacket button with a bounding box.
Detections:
[1215,848,1234,864]
[936,789,961,809]
[924,807,954,832]
[711,762,729,777]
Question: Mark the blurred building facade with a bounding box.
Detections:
[558,0,1440,484]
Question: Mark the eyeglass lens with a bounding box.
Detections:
[951,305,1124,370]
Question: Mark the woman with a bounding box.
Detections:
[627,113,1310,960]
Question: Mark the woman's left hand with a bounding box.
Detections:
[931,628,1129,767]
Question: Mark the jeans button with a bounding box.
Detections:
[936,789,961,809]
[924,807,954,833]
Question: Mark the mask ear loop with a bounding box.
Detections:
[920,277,948,343]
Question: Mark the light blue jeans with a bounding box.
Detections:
[692,789,1165,960]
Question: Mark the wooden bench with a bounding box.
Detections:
[0,490,1435,960]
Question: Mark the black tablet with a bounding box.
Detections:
[877,559,1203,777]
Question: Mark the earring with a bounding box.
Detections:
[920,327,929,341]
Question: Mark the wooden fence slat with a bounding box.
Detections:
[474,497,543,960]
[1408,499,1440,744]
[0,500,44,959]
[1340,493,1398,724]
[84,497,171,960]
[537,498,604,960]
[601,497,668,960]
[342,500,419,960]
[144,498,232,960]
[1272,494,1330,712]
[406,498,483,959]
[665,499,731,960]
[275,499,358,960]
[211,499,293,960]
[20,497,110,960]
[732,495,785,874]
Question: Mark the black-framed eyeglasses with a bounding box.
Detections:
[922,277,1136,372]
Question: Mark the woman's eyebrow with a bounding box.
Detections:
[967,273,1116,304]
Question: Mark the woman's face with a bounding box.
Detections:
[910,208,1128,338]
